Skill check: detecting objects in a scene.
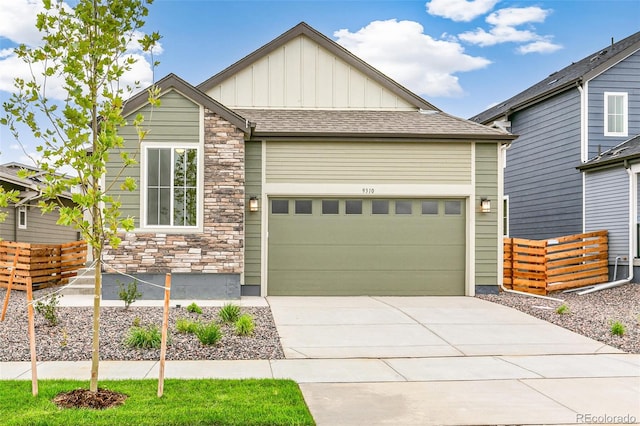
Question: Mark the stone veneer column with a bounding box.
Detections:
[104,109,245,274]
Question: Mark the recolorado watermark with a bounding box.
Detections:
[576,413,637,424]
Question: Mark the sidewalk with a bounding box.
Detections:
[2,295,639,425]
[2,354,639,425]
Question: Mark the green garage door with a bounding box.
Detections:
[267,198,465,296]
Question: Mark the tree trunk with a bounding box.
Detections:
[90,244,101,392]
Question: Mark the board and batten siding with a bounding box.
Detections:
[475,143,499,286]
[505,89,582,239]
[585,167,629,263]
[205,35,415,111]
[244,141,262,287]
[265,142,472,184]
[107,90,201,227]
[587,49,640,159]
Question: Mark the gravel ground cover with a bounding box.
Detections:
[478,284,640,354]
[0,288,283,362]
[1,284,638,361]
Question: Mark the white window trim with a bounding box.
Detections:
[18,205,27,229]
[604,92,628,137]
[503,196,509,237]
[140,143,203,232]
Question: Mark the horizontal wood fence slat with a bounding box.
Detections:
[0,241,87,291]
[503,230,609,295]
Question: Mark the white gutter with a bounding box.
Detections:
[578,165,635,295]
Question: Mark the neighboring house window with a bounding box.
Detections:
[503,196,509,237]
[604,92,628,136]
[18,206,27,229]
[146,147,198,227]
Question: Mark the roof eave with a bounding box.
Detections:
[578,154,640,171]
[475,79,580,125]
[250,132,517,143]
[123,73,252,135]
[583,41,640,82]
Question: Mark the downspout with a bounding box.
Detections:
[498,134,564,302]
[578,164,634,294]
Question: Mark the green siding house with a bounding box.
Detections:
[103,22,515,299]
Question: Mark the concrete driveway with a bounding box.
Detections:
[267,296,640,425]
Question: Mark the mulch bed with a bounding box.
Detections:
[52,388,128,410]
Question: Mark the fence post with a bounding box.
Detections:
[158,273,172,398]
[1,248,20,321]
[26,277,38,396]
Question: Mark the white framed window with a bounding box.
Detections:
[144,146,199,228]
[18,206,27,229]
[503,196,509,237]
[604,92,628,137]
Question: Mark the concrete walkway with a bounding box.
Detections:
[1,295,639,425]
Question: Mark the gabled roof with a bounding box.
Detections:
[236,109,515,142]
[471,31,640,125]
[0,163,73,203]
[578,134,640,170]
[123,73,253,134]
[197,22,439,112]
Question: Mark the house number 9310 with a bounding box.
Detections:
[362,188,375,194]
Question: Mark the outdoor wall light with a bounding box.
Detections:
[249,196,259,212]
[480,198,491,213]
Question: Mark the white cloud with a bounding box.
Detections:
[486,6,549,27]
[0,0,162,101]
[518,40,563,54]
[334,19,491,98]
[0,0,47,46]
[458,6,562,53]
[459,26,538,46]
[426,0,499,22]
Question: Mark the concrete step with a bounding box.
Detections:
[60,268,96,296]
[60,283,95,295]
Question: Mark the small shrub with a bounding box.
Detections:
[235,314,255,336]
[610,320,626,337]
[60,327,68,348]
[35,293,61,326]
[176,317,199,334]
[132,317,141,327]
[186,302,203,315]
[125,324,163,349]
[219,303,241,323]
[555,304,570,315]
[118,279,142,309]
[195,321,223,346]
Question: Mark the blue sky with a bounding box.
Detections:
[1,0,639,165]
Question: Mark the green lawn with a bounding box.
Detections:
[0,379,315,425]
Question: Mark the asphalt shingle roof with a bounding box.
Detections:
[579,134,640,170]
[236,109,514,141]
[470,31,640,124]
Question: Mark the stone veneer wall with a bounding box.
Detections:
[104,109,245,274]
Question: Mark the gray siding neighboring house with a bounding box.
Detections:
[0,163,80,244]
[579,135,640,281]
[471,32,640,276]
[104,22,515,299]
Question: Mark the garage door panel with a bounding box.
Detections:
[271,220,464,245]
[268,198,466,296]
[268,270,465,296]
[268,244,465,271]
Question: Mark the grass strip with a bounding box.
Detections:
[0,379,315,425]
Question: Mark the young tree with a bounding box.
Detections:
[2,0,160,392]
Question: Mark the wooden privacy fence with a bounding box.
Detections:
[504,230,609,295]
[0,241,87,291]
